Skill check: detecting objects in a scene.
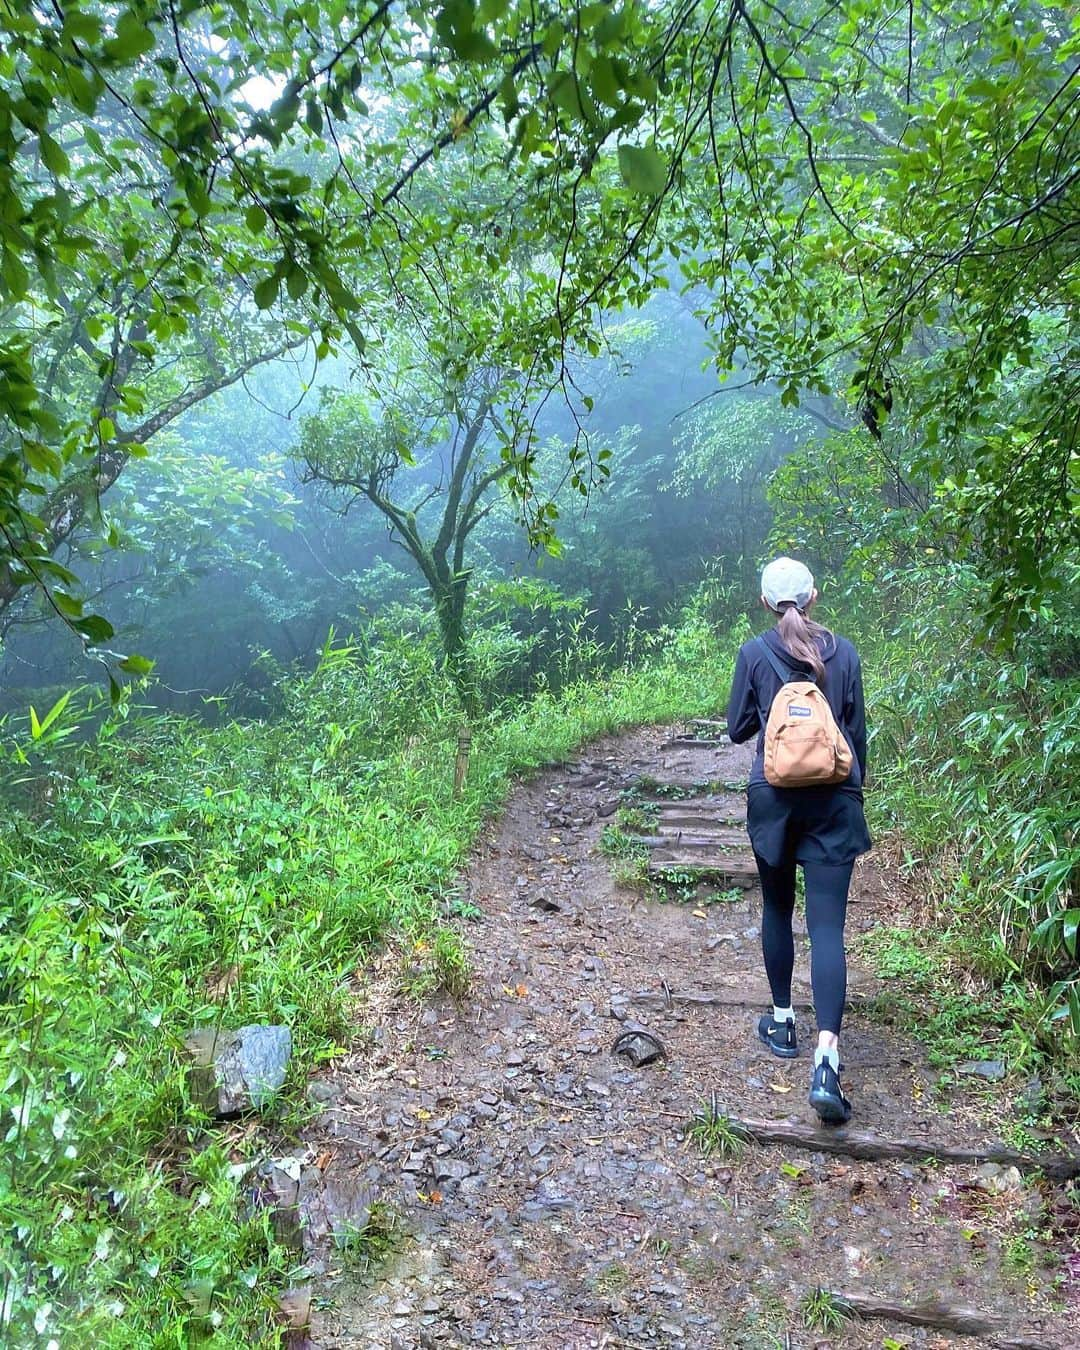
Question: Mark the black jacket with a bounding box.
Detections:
[726,628,867,791]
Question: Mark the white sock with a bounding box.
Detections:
[773,1005,795,1024]
[815,1045,840,1071]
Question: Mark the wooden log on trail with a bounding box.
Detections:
[660,736,729,749]
[728,1116,1080,1182]
[647,854,759,885]
[631,991,800,1010]
[629,991,869,1014]
[655,809,747,828]
[622,832,748,850]
[825,1289,1058,1350]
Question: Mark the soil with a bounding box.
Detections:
[291,725,1080,1350]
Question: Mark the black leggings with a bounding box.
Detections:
[754,854,854,1035]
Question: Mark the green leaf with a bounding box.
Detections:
[73,614,115,644]
[589,55,622,108]
[456,30,499,60]
[254,276,279,309]
[1063,909,1080,956]
[31,690,73,739]
[617,143,667,195]
[105,9,156,61]
[39,132,70,176]
[119,652,155,675]
[245,204,267,233]
[52,590,84,618]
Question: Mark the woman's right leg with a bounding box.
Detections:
[802,860,854,1038]
[754,852,798,1010]
[803,859,855,1123]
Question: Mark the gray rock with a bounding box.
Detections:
[184,1024,292,1116]
[434,1158,472,1183]
[529,894,562,912]
[612,1030,666,1067]
[958,1059,1006,1081]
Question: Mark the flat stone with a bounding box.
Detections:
[958,1059,1006,1081]
[434,1158,472,1183]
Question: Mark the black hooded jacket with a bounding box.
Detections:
[726,628,867,792]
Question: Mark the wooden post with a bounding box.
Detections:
[453,724,472,799]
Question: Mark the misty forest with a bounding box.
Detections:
[2,1,1079,1346]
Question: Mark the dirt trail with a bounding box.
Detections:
[298,725,1079,1350]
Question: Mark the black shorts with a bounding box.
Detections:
[746,782,872,869]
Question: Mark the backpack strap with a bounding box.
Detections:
[755,634,814,686]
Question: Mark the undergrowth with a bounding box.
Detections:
[0,598,747,1345]
[831,561,1080,1107]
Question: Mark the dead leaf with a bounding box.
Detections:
[429,1189,442,1204]
[205,963,240,1000]
[691,908,707,919]
[769,1081,793,1094]
[313,1150,333,1172]
[515,983,528,998]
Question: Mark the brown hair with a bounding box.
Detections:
[775,602,831,683]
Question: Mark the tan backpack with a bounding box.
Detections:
[757,637,853,788]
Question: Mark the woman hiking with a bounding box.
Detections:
[726,557,871,1124]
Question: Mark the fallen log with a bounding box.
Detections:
[728,1116,1080,1181]
[825,1289,1058,1350]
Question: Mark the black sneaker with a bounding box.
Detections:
[809,1057,851,1124]
[757,1014,798,1059]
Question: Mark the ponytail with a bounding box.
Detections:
[776,603,830,683]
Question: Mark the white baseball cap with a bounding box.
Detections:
[761,556,814,612]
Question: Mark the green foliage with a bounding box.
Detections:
[793,546,1080,1090]
[801,1288,850,1333]
[687,1099,746,1158]
[6,0,1077,649]
[334,1202,404,1277]
[0,593,741,1344]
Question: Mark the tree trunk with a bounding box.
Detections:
[434,576,479,719]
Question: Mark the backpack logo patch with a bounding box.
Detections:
[790,706,812,717]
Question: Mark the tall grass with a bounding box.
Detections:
[0,595,745,1346]
[825,562,1080,1078]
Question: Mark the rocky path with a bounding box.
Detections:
[293,725,1079,1349]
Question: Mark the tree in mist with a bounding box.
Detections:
[298,364,513,716]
